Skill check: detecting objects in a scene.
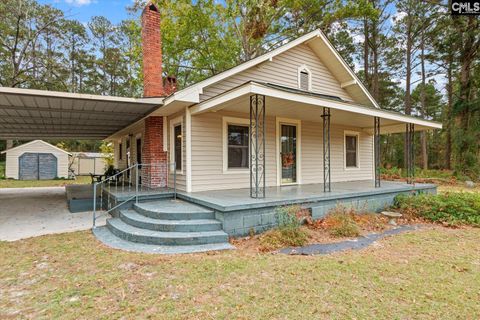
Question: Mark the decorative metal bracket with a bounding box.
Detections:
[322,107,331,192]
[406,123,415,184]
[374,117,381,188]
[250,94,266,198]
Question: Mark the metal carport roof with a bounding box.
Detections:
[0,87,163,140]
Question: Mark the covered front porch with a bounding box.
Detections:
[188,81,442,197]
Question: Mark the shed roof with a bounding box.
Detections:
[1,140,72,155]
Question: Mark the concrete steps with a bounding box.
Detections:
[119,209,222,232]
[95,199,234,254]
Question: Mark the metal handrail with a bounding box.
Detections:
[92,162,176,228]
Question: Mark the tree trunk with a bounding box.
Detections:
[404,11,413,169]
[420,28,428,170]
[444,55,453,170]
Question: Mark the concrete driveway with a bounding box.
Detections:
[0,187,107,241]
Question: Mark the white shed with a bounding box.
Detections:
[1,140,71,180]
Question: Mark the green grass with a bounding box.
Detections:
[1,228,479,319]
[0,175,91,188]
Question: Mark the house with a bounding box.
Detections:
[1,140,70,180]
[0,2,441,253]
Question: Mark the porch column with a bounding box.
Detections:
[250,94,266,198]
[406,123,415,184]
[322,107,331,192]
[374,117,381,188]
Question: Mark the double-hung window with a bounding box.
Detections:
[345,132,359,168]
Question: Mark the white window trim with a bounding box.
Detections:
[276,117,301,186]
[344,130,360,170]
[297,64,312,91]
[222,116,250,174]
[170,115,184,175]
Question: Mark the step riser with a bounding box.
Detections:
[119,213,222,232]
[107,221,228,246]
[133,205,215,220]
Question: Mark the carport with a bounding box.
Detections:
[0,87,163,237]
[0,87,162,140]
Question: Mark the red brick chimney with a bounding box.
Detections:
[142,2,164,97]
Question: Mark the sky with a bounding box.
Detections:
[38,0,136,24]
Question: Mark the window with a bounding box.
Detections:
[119,142,123,160]
[227,125,249,169]
[174,124,182,171]
[345,134,358,168]
[298,65,311,91]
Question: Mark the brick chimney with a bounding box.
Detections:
[140,2,168,188]
[142,2,164,97]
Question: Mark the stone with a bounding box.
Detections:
[465,181,476,188]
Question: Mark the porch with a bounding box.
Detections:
[104,179,436,237]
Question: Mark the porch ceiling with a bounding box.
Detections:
[0,87,163,140]
[190,81,442,134]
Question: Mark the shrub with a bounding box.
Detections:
[258,205,308,251]
[321,205,360,237]
[394,192,480,226]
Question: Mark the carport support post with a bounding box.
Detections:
[374,117,381,188]
[322,107,331,192]
[250,94,266,199]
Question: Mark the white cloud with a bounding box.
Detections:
[64,0,94,6]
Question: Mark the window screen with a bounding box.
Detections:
[227,125,249,168]
[345,135,358,167]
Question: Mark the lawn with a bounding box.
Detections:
[1,227,479,319]
[0,175,90,188]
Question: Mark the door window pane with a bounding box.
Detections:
[174,125,182,170]
[228,125,249,168]
[281,124,297,183]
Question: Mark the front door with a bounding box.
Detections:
[280,124,297,184]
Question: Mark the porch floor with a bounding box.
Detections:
[179,180,436,212]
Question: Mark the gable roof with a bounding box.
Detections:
[164,29,379,109]
[1,140,72,155]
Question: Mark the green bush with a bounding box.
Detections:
[275,205,302,229]
[0,161,5,179]
[394,192,480,226]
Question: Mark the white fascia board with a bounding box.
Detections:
[0,86,164,105]
[189,82,442,130]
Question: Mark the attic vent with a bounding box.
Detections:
[298,66,311,91]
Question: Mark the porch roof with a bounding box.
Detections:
[0,87,163,139]
[189,81,442,133]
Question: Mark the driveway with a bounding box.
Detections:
[0,187,107,241]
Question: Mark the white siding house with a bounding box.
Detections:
[1,140,70,180]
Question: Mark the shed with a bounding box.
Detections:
[71,152,109,176]
[1,140,71,180]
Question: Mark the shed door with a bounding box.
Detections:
[38,153,57,180]
[19,153,39,180]
[19,153,57,180]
